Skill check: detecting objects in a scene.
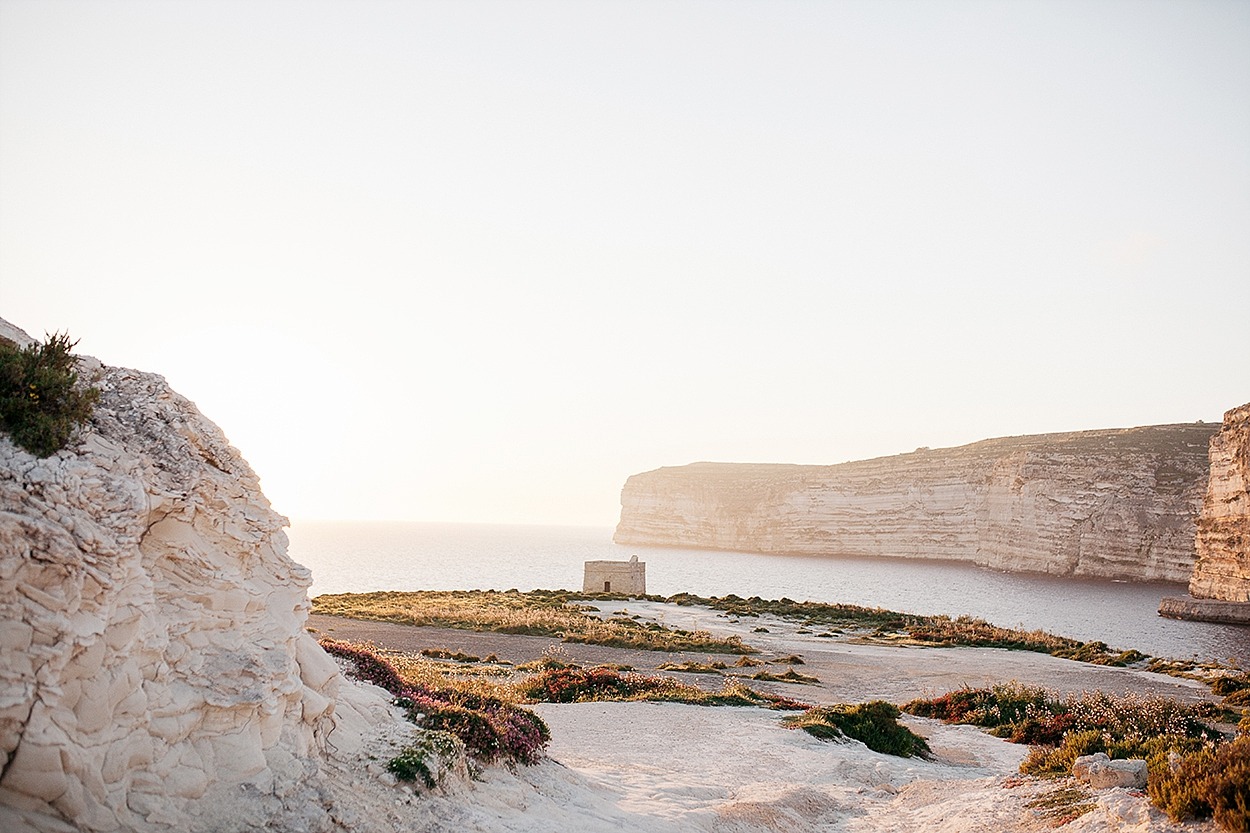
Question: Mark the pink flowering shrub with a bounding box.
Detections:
[320,639,550,766]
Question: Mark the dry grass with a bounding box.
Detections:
[313,590,755,654]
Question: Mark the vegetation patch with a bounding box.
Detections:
[321,639,550,765]
[420,648,480,663]
[386,731,463,789]
[0,332,99,457]
[770,654,805,665]
[1025,784,1098,827]
[782,701,931,758]
[1149,735,1250,832]
[906,683,1218,771]
[313,590,754,654]
[749,668,821,685]
[516,665,808,710]
[657,660,726,674]
[662,593,1146,666]
[905,681,1249,831]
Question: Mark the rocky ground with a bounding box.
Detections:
[307,600,1220,833]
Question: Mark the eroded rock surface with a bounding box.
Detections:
[0,318,426,832]
[615,425,1217,582]
[1188,402,1250,602]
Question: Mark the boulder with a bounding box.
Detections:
[1088,759,1148,790]
[1072,752,1110,782]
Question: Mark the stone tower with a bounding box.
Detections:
[583,554,646,594]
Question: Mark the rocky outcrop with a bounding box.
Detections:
[615,424,1218,582]
[1187,403,1250,602]
[0,318,431,833]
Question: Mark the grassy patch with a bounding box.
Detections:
[516,665,809,710]
[313,590,754,654]
[782,701,931,758]
[770,654,805,665]
[420,648,481,663]
[750,668,821,685]
[663,593,1144,666]
[386,731,462,789]
[657,660,726,674]
[1025,784,1098,827]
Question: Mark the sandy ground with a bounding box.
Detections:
[307,602,1221,832]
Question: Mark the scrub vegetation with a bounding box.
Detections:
[313,590,754,654]
[516,665,809,710]
[321,639,551,772]
[782,701,931,758]
[0,332,98,457]
[665,593,1147,665]
[905,681,1250,831]
[313,588,1156,666]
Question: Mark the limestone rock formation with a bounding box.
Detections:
[1187,402,1250,602]
[0,318,430,833]
[615,424,1217,582]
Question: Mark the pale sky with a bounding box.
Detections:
[2,0,1247,527]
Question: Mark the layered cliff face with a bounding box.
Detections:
[615,424,1217,582]
[0,319,422,833]
[1188,403,1250,602]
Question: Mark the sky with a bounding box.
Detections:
[1,0,1247,527]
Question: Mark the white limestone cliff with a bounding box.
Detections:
[0,318,431,833]
[615,424,1217,582]
[1188,402,1250,602]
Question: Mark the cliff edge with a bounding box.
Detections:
[615,424,1217,582]
[0,318,430,833]
[1184,402,1250,604]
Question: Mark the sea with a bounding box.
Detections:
[287,520,1250,667]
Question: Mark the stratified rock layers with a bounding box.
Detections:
[615,424,1218,582]
[0,319,413,833]
[1188,403,1250,602]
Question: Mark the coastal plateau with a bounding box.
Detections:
[615,424,1218,582]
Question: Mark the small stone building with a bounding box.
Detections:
[583,554,646,595]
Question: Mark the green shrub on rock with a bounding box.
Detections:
[783,701,931,758]
[0,332,98,457]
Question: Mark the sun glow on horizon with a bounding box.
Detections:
[3,1,1247,526]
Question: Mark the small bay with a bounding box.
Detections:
[289,520,1250,666]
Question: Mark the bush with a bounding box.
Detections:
[903,682,1057,731]
[321,638,550,766]
[0,332,99,457]
[386,731,463,788]
[1149,735,1250,832]
[783,701,931,758]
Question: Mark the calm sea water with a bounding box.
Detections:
[287,520,1250,666]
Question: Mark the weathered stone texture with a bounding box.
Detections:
[0,319,421,832]
[615,424,1217,582]
[1188,402,1250,602]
